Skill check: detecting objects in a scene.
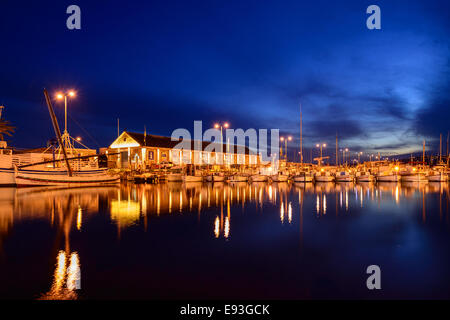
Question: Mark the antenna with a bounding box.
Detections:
[299,102,303,165]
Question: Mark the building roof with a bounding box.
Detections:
[116,131,252,155]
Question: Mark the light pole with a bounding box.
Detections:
[316,143,326,166]
[56,90,76,149]
[214,122,229,165]
[280,136,292,161]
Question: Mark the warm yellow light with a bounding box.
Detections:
[56,93,64,100]
[412,167,417,172]
[68,91,76,97]
[320,168,324,172]
[280,137,285,141]
[224,123,229,128]
[288,136,292,141]
[345,148,348,152]
[323,143,327,147]
[316,144,320,147]
[214,124,219,129]
[76,137,81,141]
[394,166,399,171]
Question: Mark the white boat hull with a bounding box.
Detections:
[167,173,183,182]
[213,175,225,182]
[0,167,15,186]
[401,174,427,183]
[315,175,334,182]
[356,175,375,182]
[293,175,313,183]
[336,176,353,182]
[15,169,120,187]
[426,174,448,182]
[227,175,248,182]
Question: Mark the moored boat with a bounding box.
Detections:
[15,167,119,187]
[426,171,448,182]
[269,174,289,182]
[292,172,314,183]
[249,174,268,182]
[400,172,427,183]
[355,171,375,182]
[376,171,400,182]
[335,171,354,182]
[227,174,248,182]
[183,174,203,182]
[314,171,335,182]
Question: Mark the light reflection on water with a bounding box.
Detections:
[0,181,449,299]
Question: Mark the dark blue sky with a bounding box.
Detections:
[0,0,449,158]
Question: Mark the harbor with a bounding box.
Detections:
[0,181,449,299]
[1,0,450,307]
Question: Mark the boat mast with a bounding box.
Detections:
[336,132,338,166]
[300,102,303,166]
[422,140,425,170]
[439,133,442,163]
[44,89,72,176]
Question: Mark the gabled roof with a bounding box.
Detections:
[111,131,252,154]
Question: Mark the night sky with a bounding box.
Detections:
[0,0,449,160]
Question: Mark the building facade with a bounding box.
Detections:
[107,131,260,170]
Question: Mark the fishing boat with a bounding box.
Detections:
[13,89,120,187]
[355,171,375,182]
[335,171,354,182]
[400,168,427,183]
[426,170,448,182]
[15,167,120,187]
[292,171,314,183]
[314,171,334,182]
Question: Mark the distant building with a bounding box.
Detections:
[107,131,260,169]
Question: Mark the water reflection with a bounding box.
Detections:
[0,181,449,299]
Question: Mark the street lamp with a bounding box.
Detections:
[56,90,76,134]
[280,136,292,161]
[55,90,76,149]
[214,122,229,165]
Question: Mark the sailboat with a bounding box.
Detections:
[14,89,120,187]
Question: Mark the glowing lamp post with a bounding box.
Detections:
[280,136,292,161]
[214,122,229,165]
[56,90,76,150]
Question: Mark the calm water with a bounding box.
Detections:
[0,181,449,300]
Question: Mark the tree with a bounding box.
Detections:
[0,119,15,140]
